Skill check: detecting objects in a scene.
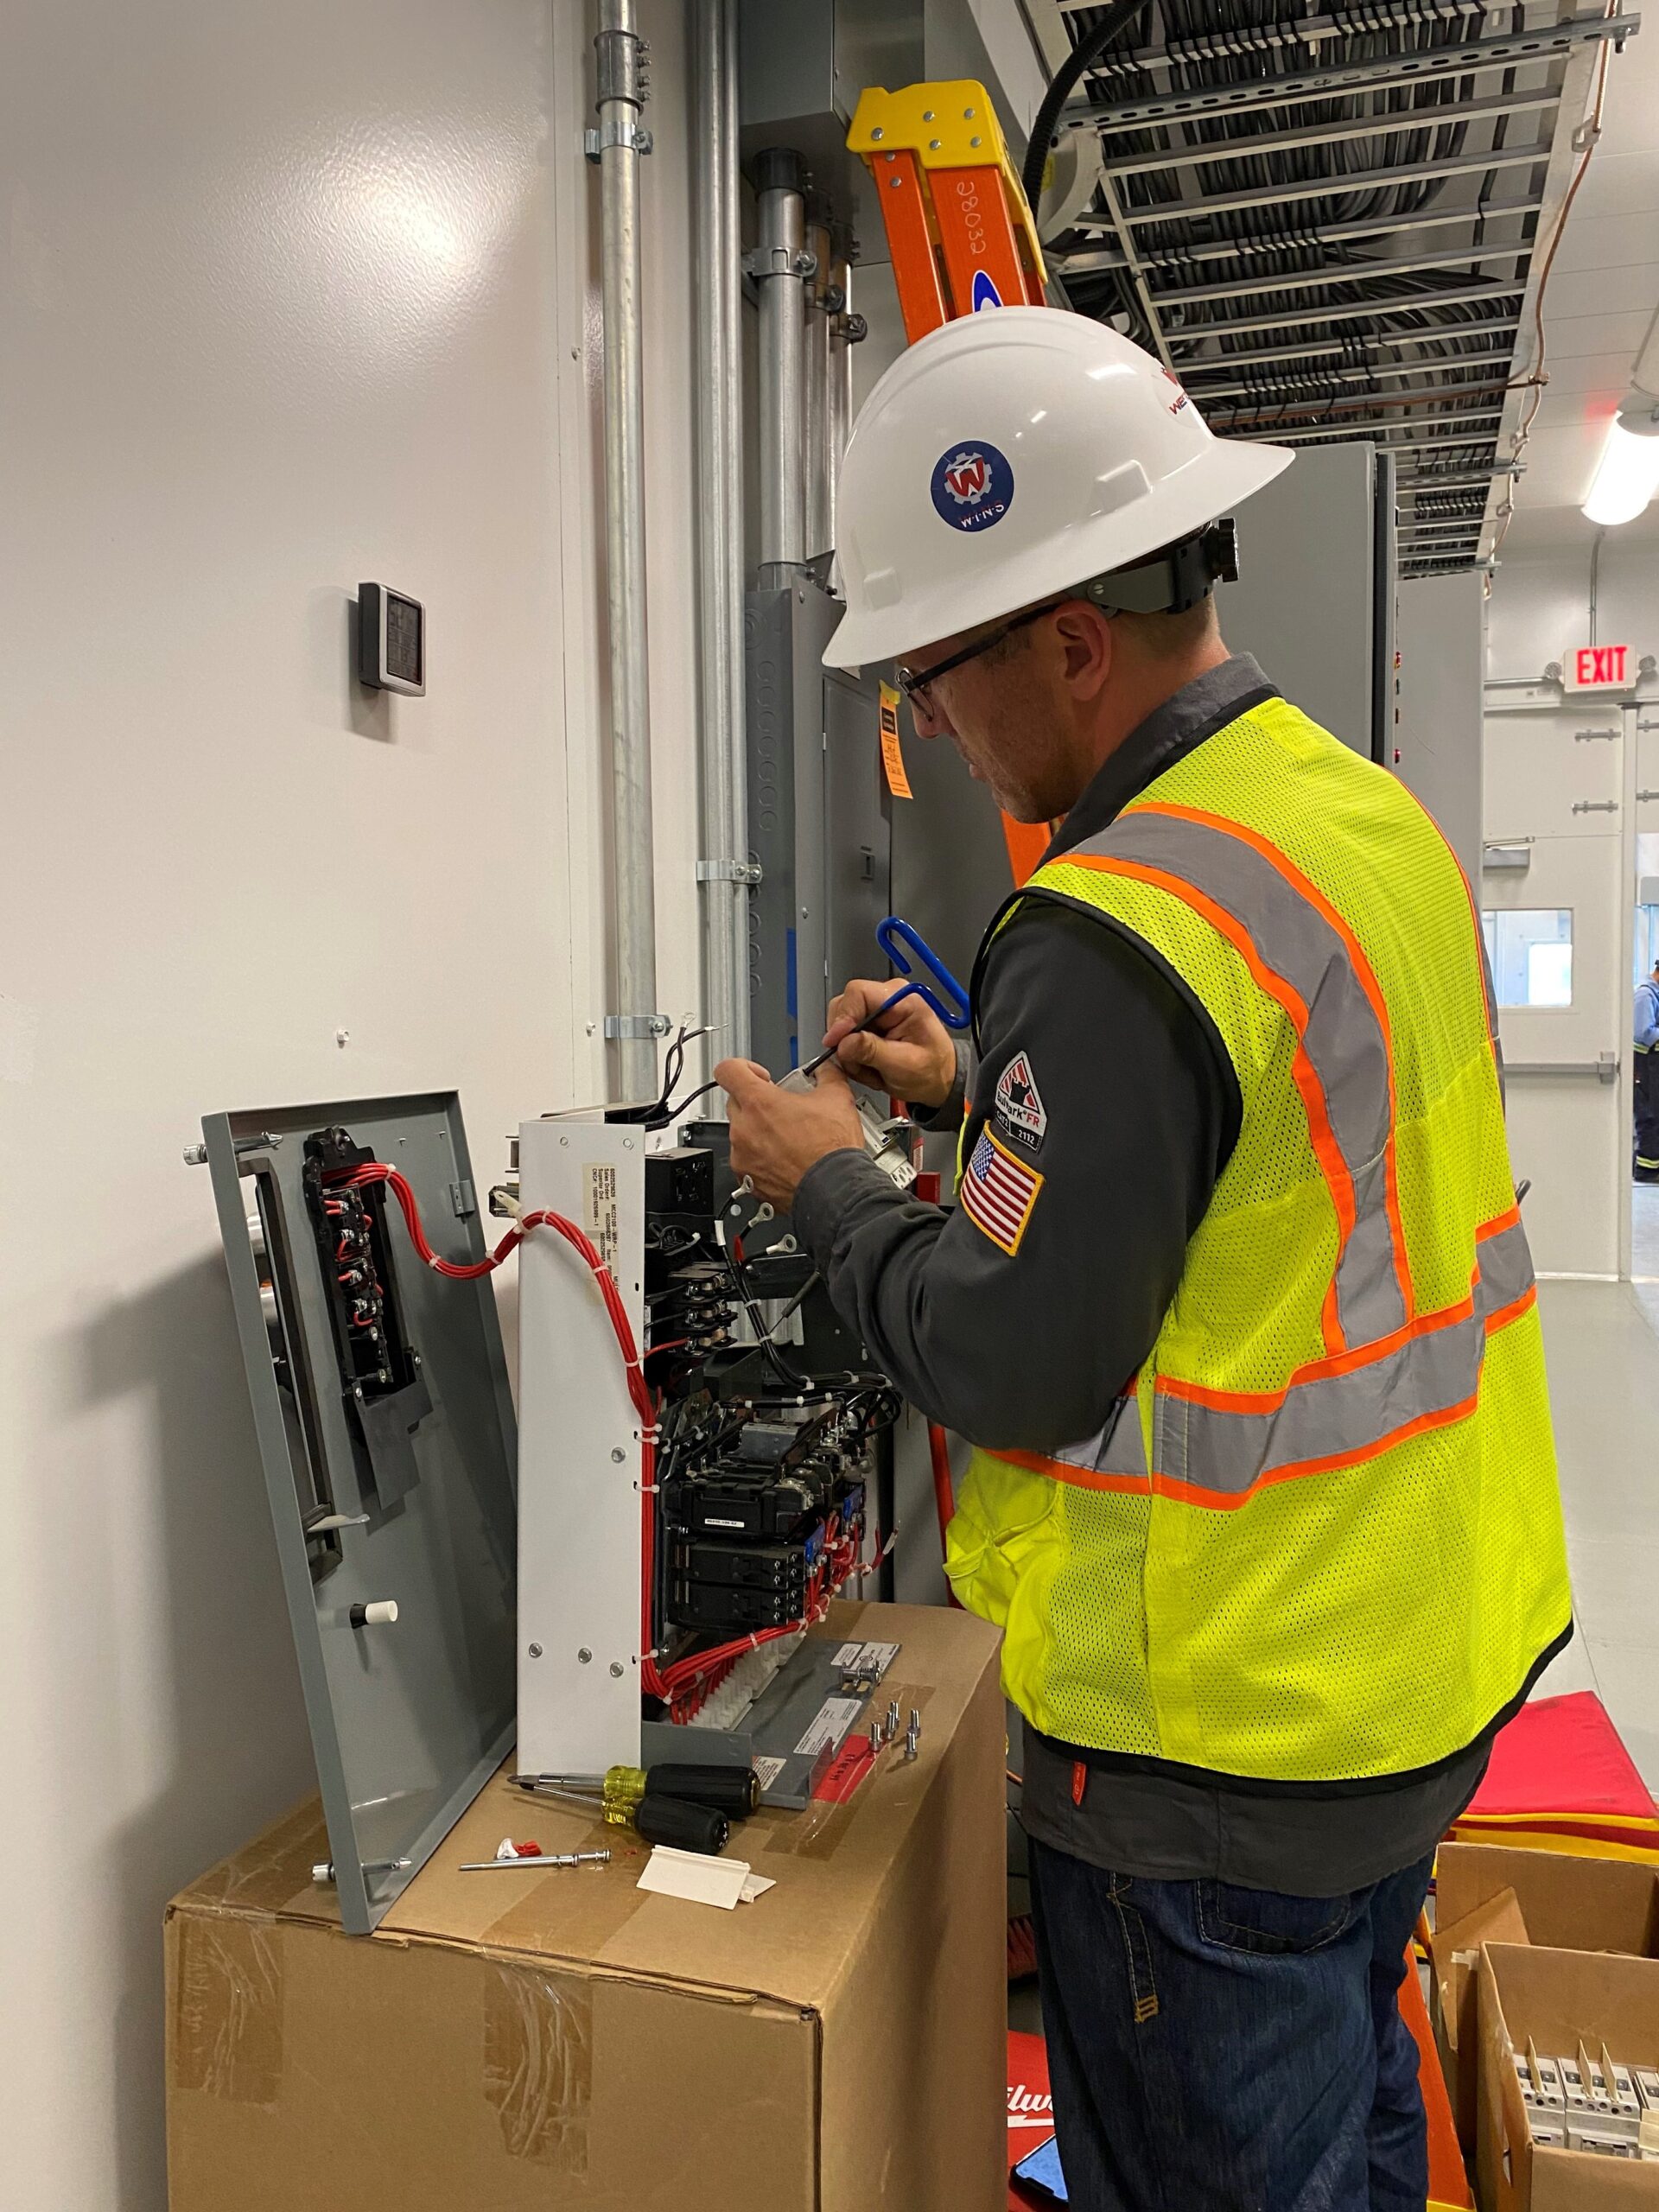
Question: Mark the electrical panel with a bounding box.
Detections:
[200,1092,517,1936]
[514,1105,897,1784]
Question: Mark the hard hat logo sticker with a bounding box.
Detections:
[931,442,1014,533]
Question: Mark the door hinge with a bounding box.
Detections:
[1572,799,1619,815]
[1637,791,1659,804]
[696,860,763,885]
[1599,1051,1619,1084]
[1574,726,1618,742]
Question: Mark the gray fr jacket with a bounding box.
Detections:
[791,655,1491,1895]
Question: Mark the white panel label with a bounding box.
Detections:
[833,1640,899,1679]
[752,1756,787,1793]
[793,1696,863,1758]
[583,1162,620,1271]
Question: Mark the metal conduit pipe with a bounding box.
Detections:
[719,0,748,1057]
[824,235,860,558]
[691,0,749,1064]
[803,214,832,562]
[752,149,810,577]
[593,0,663,1102]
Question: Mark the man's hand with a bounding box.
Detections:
[823,980,957,1109]
[715,1058,865,1210]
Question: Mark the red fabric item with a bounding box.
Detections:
[1007,2031,1055,2209]
[1466,1691,1658,1824]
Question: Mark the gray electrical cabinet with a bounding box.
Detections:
[1219,441,1397,764]
[200,1091,517,1934]
[747,576,893,1069]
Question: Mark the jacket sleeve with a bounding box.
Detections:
[1637,983,1659,1051]
[791,901,1240,1452]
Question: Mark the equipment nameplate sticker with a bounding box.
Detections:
[995,1052,1046,1144]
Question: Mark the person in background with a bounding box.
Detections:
[1636,956,1659,1184]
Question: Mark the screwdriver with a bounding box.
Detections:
[519,1763,760,1820]
[515,1777,731,1856]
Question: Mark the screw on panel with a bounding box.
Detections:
[578,1648,593,1664]
[528,1643,543,1658]
[611,1447,626,1463]
[609,1662,625,1679]
[870,126,884,141]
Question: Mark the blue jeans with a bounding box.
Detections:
[1027,1839,1434,2212]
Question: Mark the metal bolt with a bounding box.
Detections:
[336,1028,350,1048]
[870,125,883,141]
[560,1135,569,1146]
[623,1137,634,1148]
[963,105,976,119]
[182,1142,208,1166]
[970,136,982,149]
[888,175,901,189]
[922,109,934,123]
[578,1647,593,1665]
[928,139,940,151]
[609,1662,625,1679]
[611,1447,626,1464]
[528,1643,543,1658]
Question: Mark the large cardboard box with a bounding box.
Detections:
[1477,1942,1659,2209]
[166,1603,1007,2212]
[1433,1845,1659,2151]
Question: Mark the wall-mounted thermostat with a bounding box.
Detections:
[358,582,425,695]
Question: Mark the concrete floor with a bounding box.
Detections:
[1633,1182,1659,1338]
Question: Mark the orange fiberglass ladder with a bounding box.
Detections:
[847,80,1053,888]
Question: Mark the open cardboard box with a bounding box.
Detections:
[1477,1942,1659,2209]
[1433,1846,1659,2152]
[166,1602,1008,2212]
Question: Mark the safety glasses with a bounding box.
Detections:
[894,600,1063,715]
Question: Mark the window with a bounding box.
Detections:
[1482,908,1573,1009]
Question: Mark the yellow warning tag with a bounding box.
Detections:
[879,682,912,800]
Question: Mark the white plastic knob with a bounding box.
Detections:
[351,1599,399,1627]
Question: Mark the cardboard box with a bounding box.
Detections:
[1433,1846,1659,2152]
[1477,1942,1659,2209]
[167,1603,1007,2212]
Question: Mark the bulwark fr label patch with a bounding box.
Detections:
[995,1052,1046,1145]
[961,1126,1044,1256]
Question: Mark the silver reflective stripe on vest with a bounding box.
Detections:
[1156,1216,1535,1497]
[1070,808,1409,1348]
[1044,1395,1147,1482]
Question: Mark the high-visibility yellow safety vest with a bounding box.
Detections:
[946,695,1572,1784]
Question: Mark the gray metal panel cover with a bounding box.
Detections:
[201,1091,516,1933]
[1219,441,1379,758]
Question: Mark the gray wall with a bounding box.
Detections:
[0,3,709,2203]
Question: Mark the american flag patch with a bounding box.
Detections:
[961,1125,1045,1255]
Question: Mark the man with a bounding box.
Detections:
[1636,956,1659,1183]
[716,310,1571,2211]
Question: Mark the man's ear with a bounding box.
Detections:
[1050,597,1114,701]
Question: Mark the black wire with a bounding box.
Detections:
[1021,0,1143,218]
[648,1077,721,1131]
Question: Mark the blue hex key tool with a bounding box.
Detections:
[796,914,972,1081]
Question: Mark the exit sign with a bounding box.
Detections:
[1567,642,1631,690]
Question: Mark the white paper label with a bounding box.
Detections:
[833,1639,899,1680]
[793,1695,863,1758]
[752,1756,787,1793]
[583,1163,620,1271]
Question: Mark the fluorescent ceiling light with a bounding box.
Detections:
[1582,396,1659,526]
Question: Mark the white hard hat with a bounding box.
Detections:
[823,308,1293,670]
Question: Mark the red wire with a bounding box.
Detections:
[328,1162,884,1710]
[327,1162,669,1696]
